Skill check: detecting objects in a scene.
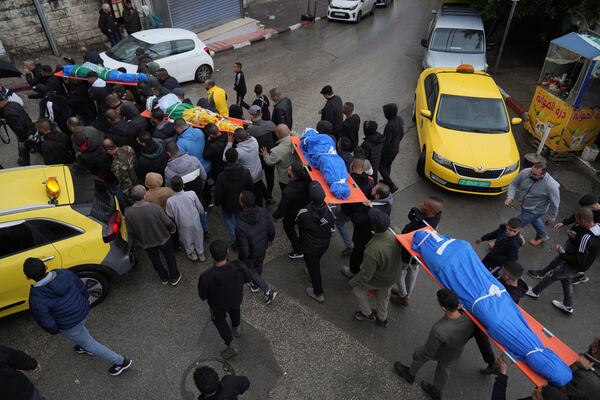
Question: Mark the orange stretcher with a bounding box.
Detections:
[139,110,246,131]
[290,136,368,205]
[396,227,579,387]
[54,70,138,86]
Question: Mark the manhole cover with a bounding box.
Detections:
[181,357,235,400]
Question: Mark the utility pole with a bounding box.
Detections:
[494,0,519,72]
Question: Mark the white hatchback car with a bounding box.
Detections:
[327,0,377,23]
[100,28,214,83]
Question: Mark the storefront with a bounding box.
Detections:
[150,0,243,33]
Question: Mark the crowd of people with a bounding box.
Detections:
[0,44,598,400]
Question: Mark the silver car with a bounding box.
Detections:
[421,4,487,71]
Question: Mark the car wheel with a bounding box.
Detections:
[417,147,426,178]
[195,64,213,83]
[356,11,362,23]
[77,271,109,307]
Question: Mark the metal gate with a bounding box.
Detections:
[166,0,242,33]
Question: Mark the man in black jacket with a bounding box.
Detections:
[360,121,385,182]
[391,196,444,306]
[342,183,392,278]
[341,102,360,150]
[71,129,113,181]
[233,62,248,109]
[98,3,121,46]
[270,87,293,129]
[0,345,44,400]
[66,79,97,125]
[247,105,277,202]
[135,131,169,181]
[157,68,180,91]
[203,123,228,180]
[214,148,254,243]
[122,1,141,34]
[79,46,104,65]
[296,181,335,303]
[526,207,600,314]
[198,240,271,359]
[380,103,404,193]
[87,71,111,120]
[105,109,140,149]
[193,365,250,400]
[149,109,177,143]
[36,118,75,165]
[0,94,36,166]
[319,85,343,140]
[252,84,270,121]
[235,190,278,303]
[274,161,309,259]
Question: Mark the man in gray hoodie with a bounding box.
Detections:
[223,128,266,206]
[505,161,560,246]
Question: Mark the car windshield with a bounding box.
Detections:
[105,36,149,64]
[436,94,509,133]
[430,28,484,54]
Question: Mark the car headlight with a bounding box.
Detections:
[503,161,520,175]
[432,152,453,169]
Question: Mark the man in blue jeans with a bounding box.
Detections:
[24,258,132,376]
[505,161,560,247]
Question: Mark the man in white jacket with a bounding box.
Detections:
[223,128,266,206]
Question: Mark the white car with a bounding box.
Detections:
[100,28,214,83]
[327,0,377,23]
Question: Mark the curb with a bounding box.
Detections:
[498,86,527,117]
[209,16,327,56]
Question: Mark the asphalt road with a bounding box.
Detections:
[1,1,599,399]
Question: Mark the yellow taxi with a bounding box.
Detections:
[0,165,133,318]
[413,65,521,195]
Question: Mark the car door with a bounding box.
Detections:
[419,73,439,147]
[0,220,62,317]
[172,39,198,83]
[147,41,178,80]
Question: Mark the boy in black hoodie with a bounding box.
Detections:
[380,103,404,193]
[476,218,524,276]
[360,120,385,182]
[233,62,248,109]
[391,196,444,306]
[296,181,335,303]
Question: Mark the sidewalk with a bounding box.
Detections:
[244,0,330,30]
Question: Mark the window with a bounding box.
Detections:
[106,36,149,64]
[146,42,174,60]
[436,94,509,133]
[430,28,484,54]
[424,74,439,112]
[0,219,81,259]
[172,40,196,55]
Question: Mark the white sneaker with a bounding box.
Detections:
[551,300,573,314]
[186,251,198,261]
[198,253,206,262]
[525,288,539,298]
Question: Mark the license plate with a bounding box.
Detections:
[459,179,491,187]
[333,12,346,17]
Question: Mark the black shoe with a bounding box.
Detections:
[527,270,544,279]
[420,381,441,400]
[341,247,353,257]
[288,251,304,259]
[265,289,278,305]
[108,358,133,376]
[394,362,415,383]
[390,185,399,194]
[74,345,94,356]
[169,274,182,286]
[480,363,497,375]
[572,274,589,285]
[249,282,260,293]
[354,311,376,322]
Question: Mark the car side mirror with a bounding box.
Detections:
[511,117,522,125]
[420,109,432,119]
[421,39,428,48]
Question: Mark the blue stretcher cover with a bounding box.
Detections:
[412,230,573,387]
[300,129,350,200]
[63,64,148,83]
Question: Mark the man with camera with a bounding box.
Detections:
[0,94,36,166]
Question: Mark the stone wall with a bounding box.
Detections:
[0,0,108,56]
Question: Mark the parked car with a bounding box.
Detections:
[327,0,377,23]
[0,165,134,318]
[421,3,487,71]
[413,65,522,195]
[100,28,214,83]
